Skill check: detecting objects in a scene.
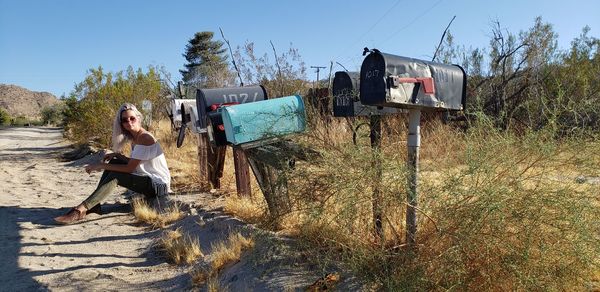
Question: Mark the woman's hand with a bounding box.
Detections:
[103,153,117,162]
[85,163,102,174]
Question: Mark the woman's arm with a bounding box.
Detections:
[85,158,141,174]
[103,152,130,162]
[87,132,156,174]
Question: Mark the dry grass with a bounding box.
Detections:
[191,268,223,291]
[155,110,600,290]
[206,275,226,292]
[223,194,267,224]
[157,228,203,265]
[131,196,159,222]
[254,112,600,290]
[131,196,184,228]
[210,232,255,272]
[153,120,206,191]
[190,267,209,286]
[154,119,262,195]
[190,232,254,289]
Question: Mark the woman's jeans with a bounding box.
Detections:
[82,158,156,209]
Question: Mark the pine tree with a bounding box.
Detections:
[180,31,232,88]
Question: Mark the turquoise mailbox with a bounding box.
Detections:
[220,95,306,146]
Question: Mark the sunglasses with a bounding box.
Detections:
[121,116,137,123]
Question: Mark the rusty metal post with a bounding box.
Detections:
[406,109,421,245]
[233,146,252,196]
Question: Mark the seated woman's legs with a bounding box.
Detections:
[82,171,155,209]
[55,169,156,224]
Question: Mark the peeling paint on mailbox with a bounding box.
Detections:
[193,86,268,146]
[220,95,306,145]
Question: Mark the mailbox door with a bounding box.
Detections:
[333,71,359,117]
[181,102,202,133]
[333,71,400,117]
[360,53,388,107]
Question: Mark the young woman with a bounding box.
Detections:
[55,103,171,224]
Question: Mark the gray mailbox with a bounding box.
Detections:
[360,50,466,111]
[333,71,398,117]
[196,86,268,146]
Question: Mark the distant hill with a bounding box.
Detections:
[0,84,61,120]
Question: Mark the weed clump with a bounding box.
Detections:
[131,196,185,228]
[190,232,254,289]
[157,228,203,265]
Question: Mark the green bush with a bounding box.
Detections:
[41,103,65,126]
[11,115,29,126]
[0,108,10,125]
[63,65,170,147]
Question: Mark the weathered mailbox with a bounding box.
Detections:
[196,86,268,146]
[170,99,195,130]
[220,95,306,146]
[360,50,466,111]
[180,101,200,133]
[333,71,398,117]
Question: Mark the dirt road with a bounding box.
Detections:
[0,126,359,291]
[0,127,192,290]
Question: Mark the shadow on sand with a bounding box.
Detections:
[0,203,188,291]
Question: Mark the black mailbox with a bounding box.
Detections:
[333,71,398,117]
[360,50,466,111]
[195,86,268,146]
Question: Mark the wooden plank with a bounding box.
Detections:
[245,148,291,219]
[196,134,210,186]
[197,133,227,189]
[241,140,319,219]
[208,144,226,189]
[233,146,251,196]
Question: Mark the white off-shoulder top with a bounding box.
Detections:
[130,138,171,195]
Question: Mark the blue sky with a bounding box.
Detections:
[1,0,598,97]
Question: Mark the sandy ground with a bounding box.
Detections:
[0,127,361,291]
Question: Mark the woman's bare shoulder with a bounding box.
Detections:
[137,132,157,146]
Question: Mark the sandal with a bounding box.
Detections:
[54,208,86,225]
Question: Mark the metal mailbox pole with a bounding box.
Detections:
[370,115,384,242]
[406,109,421,245]
[358,49,466,246]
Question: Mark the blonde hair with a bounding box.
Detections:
[111,103,144,153]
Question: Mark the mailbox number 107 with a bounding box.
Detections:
[222,92,259,103]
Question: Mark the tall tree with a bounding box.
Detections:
[180,31,232,88]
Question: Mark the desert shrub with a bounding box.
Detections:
[10,115,40,126]
[41,103,65,126]
[0,108,10,125]
[63,65,170,147]
[283,116,600,290]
